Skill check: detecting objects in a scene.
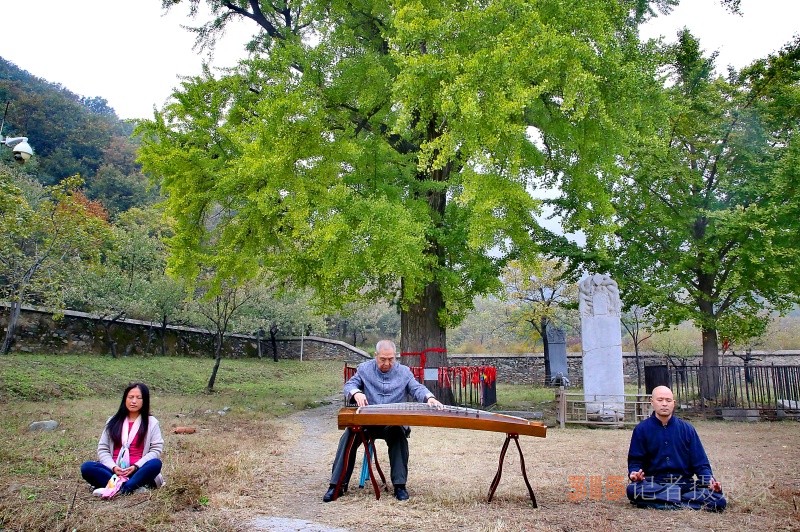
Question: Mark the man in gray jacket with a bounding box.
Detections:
[323,339,443,502]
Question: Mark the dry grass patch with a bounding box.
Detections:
[1,354,798,531]
[263,412,800,532]
[2,401,799,531]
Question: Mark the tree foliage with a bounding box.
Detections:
[188,276,258,391]
[233,285,328,338]
[1,58,154,215]
[63,205,190,356]
[0,169,109,353]
[502,258,578,381]
[326,300,401,347]
[549,32,800,377]
[139,0,666,355]
[447,296,517,353]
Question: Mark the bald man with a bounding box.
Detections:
[626,386,726,511]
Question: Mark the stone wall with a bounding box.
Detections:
[0,304,370,363]
[3,304,799,386]
[448,352,800,387]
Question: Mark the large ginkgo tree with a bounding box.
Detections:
[137,0,673,368]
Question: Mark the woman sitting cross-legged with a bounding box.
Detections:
[80,382,164,498]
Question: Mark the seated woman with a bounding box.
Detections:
[80,382,164,497]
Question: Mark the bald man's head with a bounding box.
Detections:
[651,386,675,423]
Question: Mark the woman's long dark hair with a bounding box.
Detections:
[105,382,151,446]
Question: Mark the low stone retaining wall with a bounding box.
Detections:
[0,304,369,363]
[3,304,799,386]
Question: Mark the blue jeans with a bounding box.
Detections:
[81,459,162,494]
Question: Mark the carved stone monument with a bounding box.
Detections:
[546,326,569,386]
[579,274,625,421]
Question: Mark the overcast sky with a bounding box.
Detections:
[0,0,798,120]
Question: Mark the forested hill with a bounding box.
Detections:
[0,57,156,215]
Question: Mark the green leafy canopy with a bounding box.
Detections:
[140,0,666,333]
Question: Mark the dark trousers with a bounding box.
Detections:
[80,460,162,494]
[329,426,409,487]
[627,478,726,511]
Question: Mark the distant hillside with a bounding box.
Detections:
[0,57,156,215]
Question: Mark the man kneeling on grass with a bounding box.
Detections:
[626,386,726,511]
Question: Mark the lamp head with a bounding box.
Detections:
[3,136,33,164]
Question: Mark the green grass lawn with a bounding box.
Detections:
[0,353,559,411]
[0,353,344,413]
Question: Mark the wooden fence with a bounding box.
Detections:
[555,388,652,428]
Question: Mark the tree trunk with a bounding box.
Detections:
[145,325,154,354]
[2,265,41,355]
[0,299,23,355]
[160,316,168,356]
[270,323,279,362]
[207,333,224,391]
[540,318,551,385]
[634,343,642,394]
[400,280,450,402]
[695,267,720,400]
[700,327,720,400]
[103,320,117,358]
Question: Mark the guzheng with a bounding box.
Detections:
[334,403,547,507]
[338,403,547,437]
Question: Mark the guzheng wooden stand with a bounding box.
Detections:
[332,426,387,501]
[336,404,547,507]
[488,433,537,507]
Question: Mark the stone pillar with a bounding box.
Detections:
[546,326,569,386]
[579,274,625,421]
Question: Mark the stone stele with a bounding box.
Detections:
[579,273,625,421]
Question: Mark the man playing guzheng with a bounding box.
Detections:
[323,339,443,502]
[627,386,726,511]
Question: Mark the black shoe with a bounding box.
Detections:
[394,486,409,501]
[323,484,347,502]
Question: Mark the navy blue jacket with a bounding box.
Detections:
[627,413,714,483]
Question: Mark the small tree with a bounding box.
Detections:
[621,305,657,393]
[329,301,398,347]
[66,265,139,357]
[447,296,516,353]
[190,277,257,392]
[136,276,188,356]
[0,171,108,354]
[64,206,177,357]
[115,207,188,356]
[502,259,578,383]
[234,285,327,361]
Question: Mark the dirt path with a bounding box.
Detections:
[280,399,340,511]
[248,398,352,531]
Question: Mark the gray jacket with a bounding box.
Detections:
[344,359,434,405]
[97,415,165,486]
